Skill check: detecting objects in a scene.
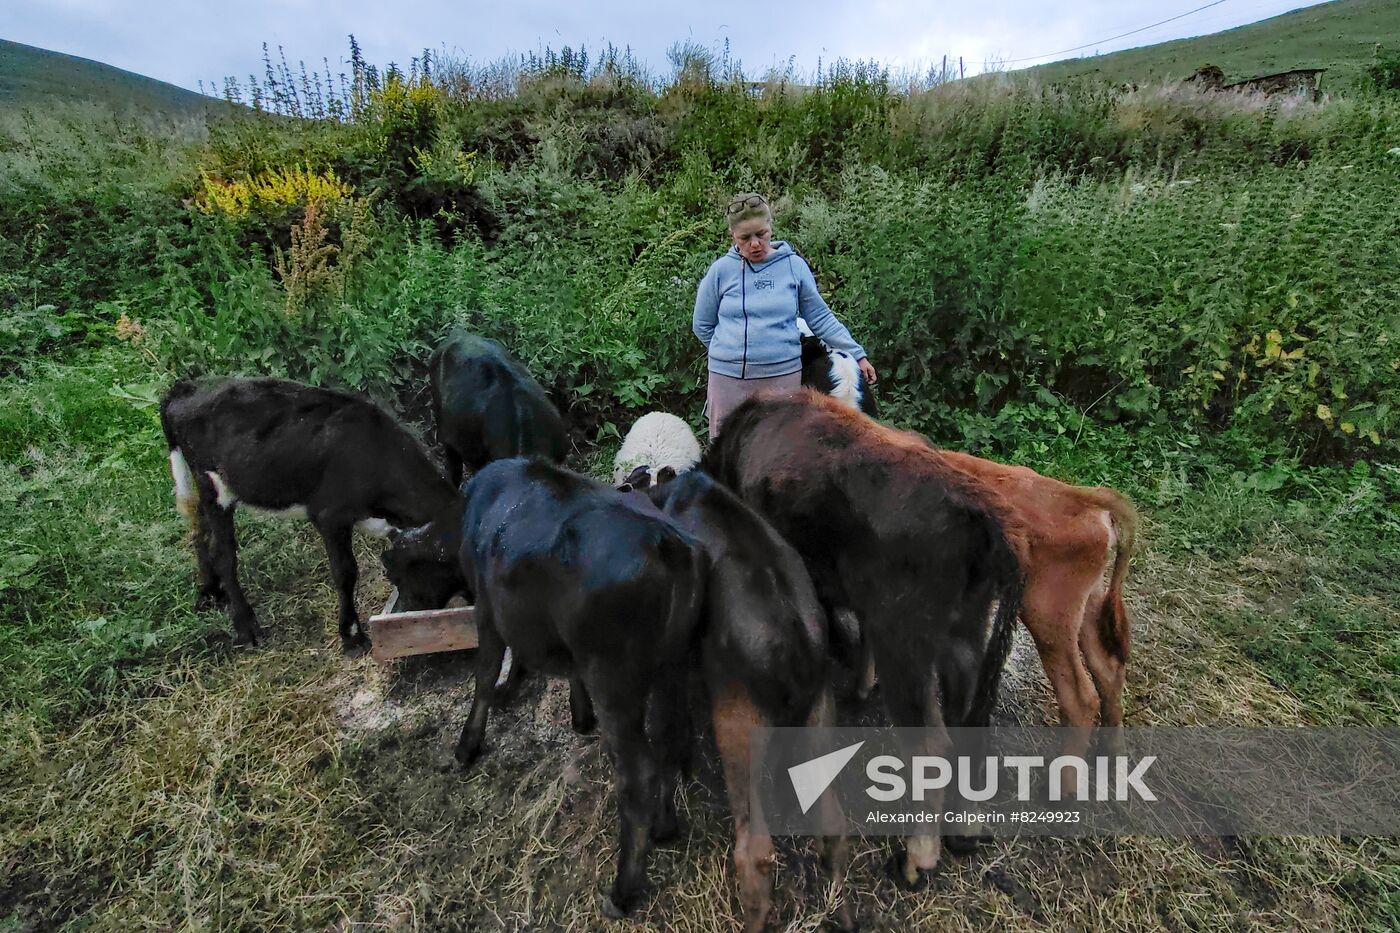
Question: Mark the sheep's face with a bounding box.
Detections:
[616,464,678,494]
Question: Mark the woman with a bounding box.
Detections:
[693,192,878,439]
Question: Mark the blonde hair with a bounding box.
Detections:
[725,192,771,229]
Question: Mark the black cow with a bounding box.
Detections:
[159,377,458,651]
[703,390,1021,887]
[798,319,879,418]
[647,470,852,932]
[430,329,568,485]
[381,458,707,920]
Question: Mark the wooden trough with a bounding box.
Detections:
[367,588,479,663]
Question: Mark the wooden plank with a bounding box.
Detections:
[368,588,479,662]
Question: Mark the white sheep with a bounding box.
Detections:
[612,411,701,489]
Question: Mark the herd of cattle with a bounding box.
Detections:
[158,327,1137,931]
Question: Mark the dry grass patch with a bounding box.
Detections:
[5,496,1398,931]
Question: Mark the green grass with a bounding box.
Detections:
[0,38,234,118]
[1025,0,1399,88]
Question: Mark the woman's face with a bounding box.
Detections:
[730,216,773,263]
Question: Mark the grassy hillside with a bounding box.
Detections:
[1025,0,1396,88]
[0,38,232,116]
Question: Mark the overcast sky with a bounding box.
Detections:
[8,0,1335,93]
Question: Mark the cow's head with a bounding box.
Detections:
[380,520,468,611]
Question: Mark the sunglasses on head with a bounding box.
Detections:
[726,194,767,214]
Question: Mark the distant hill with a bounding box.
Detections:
[1022,0,1395,90]
[0,38,235,117]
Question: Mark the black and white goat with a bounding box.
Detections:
[160,377,458,651]
[797,318,879,418]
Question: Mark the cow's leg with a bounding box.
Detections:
[827,606,863,683]
[647,660,690,843]
[874,632,946,888]
[192,499,227,610]
[712,683,775,933]
[569,674,596,734]
[856,631,878,702]
[594,690,659,919]
[807,683,856,931]
[493,648,526,705]
[829,606,877,701]
[311,515,364,654]
[202,493,262,646]
[1080,587,1128,729]
[455,615,506,768]
[444,446,464,489]
[1023,577,1099,790]
[939,636,994,857]
[1080,586,1129,757]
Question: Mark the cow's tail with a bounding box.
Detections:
[1085,487,1138,665]
[160,380,200,530]
[968,514,1024,728]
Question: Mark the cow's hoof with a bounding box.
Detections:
[651,812,681,844]
[341,632,370,657]
[598,890,631,921]
[885,851,933,892]
[455,743,484,771]
[945,834,983,856]
[194,589,227,612]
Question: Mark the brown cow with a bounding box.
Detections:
[703,391,1023,887]
[936,451,1137,740]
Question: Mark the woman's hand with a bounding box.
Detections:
[859,358,878,385]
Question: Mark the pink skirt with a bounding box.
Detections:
[706,370,802,440]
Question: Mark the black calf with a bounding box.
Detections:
[429,329,568,486]
[382,458,707,919]
[648,471,852,932]
[159,377,458,651]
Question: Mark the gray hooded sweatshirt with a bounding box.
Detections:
[693,241,866,379]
